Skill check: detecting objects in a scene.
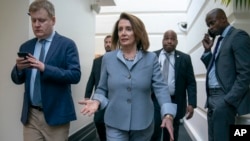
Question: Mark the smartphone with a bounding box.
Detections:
[17,52,29,59]
[208,29,216,40]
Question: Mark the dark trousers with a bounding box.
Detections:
[150,108,162,141]
[95,122,107,141]
[207,88,236,141]
[163,118,180,141]
[150,108,180,141]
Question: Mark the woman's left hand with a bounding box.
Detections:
[161,115,174,141]
[78,99,100,116]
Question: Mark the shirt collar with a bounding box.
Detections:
[38,31,55,42]
[161,49,175,56]
[221,25,232,38]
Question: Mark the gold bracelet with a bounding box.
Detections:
[165,114,174,120]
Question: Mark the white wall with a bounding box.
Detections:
[0,0,96,140]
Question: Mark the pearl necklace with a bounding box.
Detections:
[123,54,135,61]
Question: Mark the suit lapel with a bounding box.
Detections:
[215,27,234,62]
[44,32,60,63]
[174,51,181,80]
[155,50,161,57]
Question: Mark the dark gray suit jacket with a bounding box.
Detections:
[201,26,250,115]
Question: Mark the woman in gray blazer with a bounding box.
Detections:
[79,12,176,141]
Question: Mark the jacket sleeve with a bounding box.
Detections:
[200,52,212,69]
[186,55,197,108]
[151,54,177,118]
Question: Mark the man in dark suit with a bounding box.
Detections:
[151,30,197,141]
[201,8,250,141]
[11,0,81,140]
[85,35,111,141]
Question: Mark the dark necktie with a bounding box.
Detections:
[33,39,46,106]
[208,36,223,71]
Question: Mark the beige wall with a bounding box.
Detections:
[0,1,29,140]
[0,0,96,140]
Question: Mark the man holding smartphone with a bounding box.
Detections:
[201,8,250,141]
[11,0,81,140]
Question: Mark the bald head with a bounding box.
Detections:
[205,8,229,36]
[162,30,178,53]
[206,8,227,20]
[164,30,177,39]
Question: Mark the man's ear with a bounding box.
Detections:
[52,16,56,25]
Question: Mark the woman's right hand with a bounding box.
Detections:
[78,99,100,116]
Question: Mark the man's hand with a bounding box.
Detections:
[202,34,214,52]
[161,114,174,141]
[27,55,45,72]
[186,105,194,120]
[16,54,32,71]
[16,53,45,72]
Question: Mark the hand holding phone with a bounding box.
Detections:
[16,52,31,71]
[202,30,214,52]
[208,29,216,40]
[17,52,29,59]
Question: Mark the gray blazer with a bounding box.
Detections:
[93,49,176,131]
[201,26,250,115]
